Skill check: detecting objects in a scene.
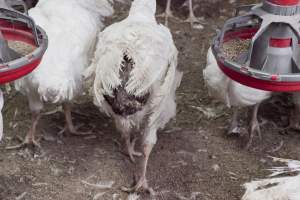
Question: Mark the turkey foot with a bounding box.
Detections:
[121,175,155,196]
[183,0,203,28]
[124,137,142,163]
[62,102,93,136]
[157,0,181,26]
[6,111,41,151]
[6,134,41,150]
[227,108,241,136]
[121,144,155,196]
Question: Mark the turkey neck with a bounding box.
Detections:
[128,0,157,23]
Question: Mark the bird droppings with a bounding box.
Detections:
[212,164,221,172]
[222,38,251,62]
[7,40,35,56]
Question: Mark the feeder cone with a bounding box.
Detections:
[212,0,300,92]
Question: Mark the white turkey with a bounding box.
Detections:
[203,47,272,148]
[242,157,300,200]
[7,0,114,150]
[85,0,182,194]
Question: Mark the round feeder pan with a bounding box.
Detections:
[212,27,300,92]
[0,15,47,84]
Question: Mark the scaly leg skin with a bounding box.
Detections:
[6,111,41,150]
[115,119,142,162]
[124,136,142,163]
[119,128,142,162]
[122,144,155,196]
[60,102,92,136]
[246,104,261,149]
[184,0,203,28]
[227,107,241,136]
[157,0,181,26]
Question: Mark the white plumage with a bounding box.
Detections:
[86,0,182,193]
[11,0,114,149]
[16,0,113,104]
[203,47,272,147]
[242,158,300,200]
[203,47,230,106]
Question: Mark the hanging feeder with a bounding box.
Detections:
[212,0,300,92]
[0,0,47,84]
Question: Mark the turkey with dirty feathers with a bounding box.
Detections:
[103,55,150,116]
[86,0,182,194]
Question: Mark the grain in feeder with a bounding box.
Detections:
[212,0,300,92]
[0,0,47,84]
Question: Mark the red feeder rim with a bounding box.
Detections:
[0,8,48,85]
[212,27,300,92]
[266,0,300,6]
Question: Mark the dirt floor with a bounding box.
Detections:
[1,0,300,199]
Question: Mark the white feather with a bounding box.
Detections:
[242,158,300,200]
[203,47,230,106]
[15,0,114,107]
[203,47,271,108]
[87,0,182,145]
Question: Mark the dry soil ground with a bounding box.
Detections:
[1,0,300,200]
